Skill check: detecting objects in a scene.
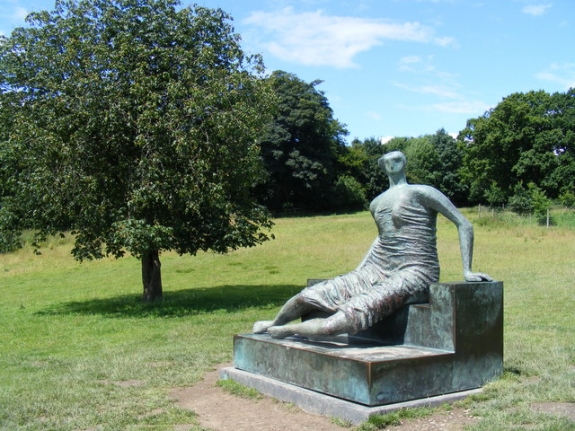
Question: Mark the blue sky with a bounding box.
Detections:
[1,0,574,142]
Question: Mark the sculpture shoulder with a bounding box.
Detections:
[408,184,468,223]
[370,184,442,205]
[403,184,448,203]
[408,184,449,202]
[403,184,458,215]
[369,184,449,211]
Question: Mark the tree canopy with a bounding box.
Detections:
[344,137,387,201]
[255,71,350,212]
[354,130,467,205]
[0,0,275,301]
[460,89,575,206]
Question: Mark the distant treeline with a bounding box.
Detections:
[256,71,575,217]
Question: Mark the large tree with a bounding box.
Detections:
[459,89,575,205]
[255,71,348,212]
[343,137,387,201]
[428,129,467,206]
[0,0,275,301]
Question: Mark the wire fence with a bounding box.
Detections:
[475,205,575,228]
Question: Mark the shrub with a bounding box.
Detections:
[508,182,551,224]
[331,175,367,211]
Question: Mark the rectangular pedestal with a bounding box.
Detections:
[234,334,455,406]
[232,281,503,407]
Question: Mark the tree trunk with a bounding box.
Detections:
[142,249,163,302]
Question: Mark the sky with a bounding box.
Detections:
[1,0,574,143]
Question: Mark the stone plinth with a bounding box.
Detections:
[233,335,454,405]
[227,281,503,410]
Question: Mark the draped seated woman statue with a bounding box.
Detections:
[253,151,492,339]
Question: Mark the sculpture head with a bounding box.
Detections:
[378,151,407,176]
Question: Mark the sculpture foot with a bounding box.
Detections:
[268,325,296,339]
[252,320,275,334]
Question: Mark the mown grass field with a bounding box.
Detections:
[1,209,574,430]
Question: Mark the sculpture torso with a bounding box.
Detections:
[297,183,445,333]
[366,184,439,277]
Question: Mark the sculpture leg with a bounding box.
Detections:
[267,310,351,339]
[252,293,317,334]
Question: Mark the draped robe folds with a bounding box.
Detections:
[300,185,440,334]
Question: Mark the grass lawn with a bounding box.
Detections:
[1,209,574,430]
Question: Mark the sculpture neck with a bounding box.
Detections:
[388,174,408,188]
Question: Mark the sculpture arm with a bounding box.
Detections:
[425,188,493,282]
[456,218,492,281]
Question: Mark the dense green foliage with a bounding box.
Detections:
[346,129,467,204]
[0,0,275,299]
[341,137,388,201]
[343,89,575,213]
[384,129,467,205]
[255,71,353,212]
[460,89,575,206]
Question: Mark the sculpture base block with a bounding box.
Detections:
[220,366,482,425]
[227,282,503,419]
[233,333,456,406]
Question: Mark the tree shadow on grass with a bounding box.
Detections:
[35,284,300,318]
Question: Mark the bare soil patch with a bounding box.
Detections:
[170,365,479,431]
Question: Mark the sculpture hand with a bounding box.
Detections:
[464,271,493,282]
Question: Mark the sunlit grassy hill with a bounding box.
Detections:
[1,209,574,430]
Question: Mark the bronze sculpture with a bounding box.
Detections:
[253,151,492,339]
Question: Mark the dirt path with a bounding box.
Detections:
[170,366,479,431]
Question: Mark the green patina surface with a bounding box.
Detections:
[233,281,503,406]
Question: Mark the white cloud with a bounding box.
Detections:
[431,100,491,114]
[521,4,552,16]
[397,55,454,76]
[535,63,575,89]
[13,6,28,20]
[0,3,28,20]
[243,8,454,68]
[398,56,425,72]
[399,56,421,66]
[367,111,383,122]
[394,82,460,99]
[397,98,490,115]
[395,56,462,101]
[0,5,29,36]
